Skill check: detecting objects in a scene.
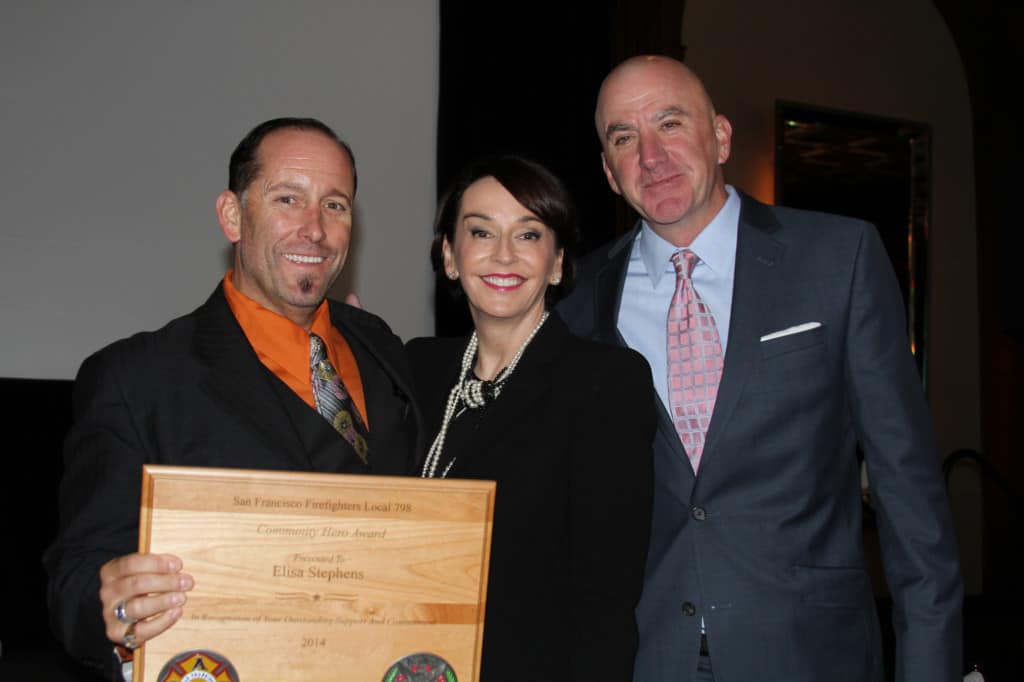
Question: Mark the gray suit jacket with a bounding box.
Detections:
[44,284,421,678]
[557,192,962,682]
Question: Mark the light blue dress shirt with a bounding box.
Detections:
[617,185,741,411]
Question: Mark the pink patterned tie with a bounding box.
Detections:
[667,250,724,472]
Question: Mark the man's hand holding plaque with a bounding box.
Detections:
[99,553,194,656]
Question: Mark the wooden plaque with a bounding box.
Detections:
[135,465,495,682]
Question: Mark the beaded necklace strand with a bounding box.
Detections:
[420,311,550,479]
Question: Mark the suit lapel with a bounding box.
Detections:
[193,287,311,470]
[330,302,417,473]
[701,196,787,470]
[578,200,787,494]
[269,371,363,473]
[590,229,696,498]
[591,229,634,347]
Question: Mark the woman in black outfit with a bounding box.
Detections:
[407,156,655,681]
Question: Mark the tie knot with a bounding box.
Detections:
[309,333,327,367]
[670,249,700,279]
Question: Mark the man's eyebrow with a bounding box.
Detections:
[654,106,687,120]
[324,188,353,202]
[603,107,690,140]
[264,181,305,194]
[265,181,351,201]
[604,121,636,140]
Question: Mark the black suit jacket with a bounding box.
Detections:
[43,284,421,678]
[557,193,963,682]
[406,315,655,682]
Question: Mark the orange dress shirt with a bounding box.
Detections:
[222,271,368,428]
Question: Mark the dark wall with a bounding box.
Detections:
[435,2,621,336]
[435,0,695,335]
[934,0,1024,612]
[434,1,691,336]
[0,378,98,679]
[437,3,619,243]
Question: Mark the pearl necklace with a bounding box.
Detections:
[421,311,550,479]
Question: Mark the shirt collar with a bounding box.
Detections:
[223,269,333,381]
[636,184,741,286]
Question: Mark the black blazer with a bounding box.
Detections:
[43,284,421,678]
[406,315,655,682]
[558,192,963,682]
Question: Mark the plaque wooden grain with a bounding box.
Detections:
[134,465,495,682]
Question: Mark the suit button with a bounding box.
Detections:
[681,601,697,616]
[691,506,706,521]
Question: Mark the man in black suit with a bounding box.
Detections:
[43,117,421,679]
[558,56,962,681]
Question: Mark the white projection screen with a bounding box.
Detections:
[1,1,439,380]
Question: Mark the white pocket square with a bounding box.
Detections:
[760,322,822,342]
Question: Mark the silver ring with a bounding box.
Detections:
[122,622,139,650]
[114,599,136,625]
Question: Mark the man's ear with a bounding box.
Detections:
[601,152,622,196]
[714,114,733,165]
[216,190,242,243]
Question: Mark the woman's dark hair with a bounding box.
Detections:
[431,155,579,304]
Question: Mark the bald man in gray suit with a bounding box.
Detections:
[558,55,962,682]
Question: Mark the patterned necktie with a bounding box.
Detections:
[667,249,724,472]
[310,333,369,463]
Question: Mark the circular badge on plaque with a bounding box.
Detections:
[383,652,457,682]
[157,649,240,682]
